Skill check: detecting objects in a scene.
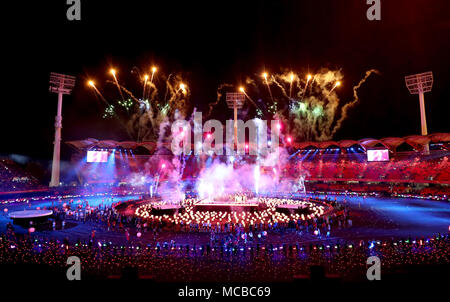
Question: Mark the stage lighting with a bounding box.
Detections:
[276,122,282,130]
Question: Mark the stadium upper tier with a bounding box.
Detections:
[72,152,449,185]
[69,150,450,187]
[0,158,45,192]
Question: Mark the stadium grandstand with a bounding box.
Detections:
[65,133,449,198]
[0,158,46,193]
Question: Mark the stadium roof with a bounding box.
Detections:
[292,133,450,151]
[67,133,450,153]
[67,138,158,153]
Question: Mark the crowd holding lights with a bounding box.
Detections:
[135,196,330,228]
[1,230,448,281]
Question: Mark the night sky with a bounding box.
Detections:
[2,0,449,160]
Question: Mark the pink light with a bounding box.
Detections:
[276,122,282,130]
[287,136,292,143]
[161,164,166,169]
[245,143,249,149]
[206,133,212,139]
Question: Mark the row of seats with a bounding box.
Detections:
[292,155,449,182]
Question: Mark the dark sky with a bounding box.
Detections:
[2,0,449,160]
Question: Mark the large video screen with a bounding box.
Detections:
[87,151,108,163]
[367,149,389,162]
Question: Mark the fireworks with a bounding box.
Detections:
[117,98,133,111]
[302,74,312,99]
[217,68,378,141]
[143,74,149,98]
[328,80,341,95]
[87,65,191,142]
[87,63,378,144]
[87,80,110,106]
[262,71,275,104]
[239,86,259,110]
[289,72,295,98]
[109,68,126,102]
[102,104,115,119]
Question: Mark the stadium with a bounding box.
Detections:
[1,1,449,293]
[1,130,449,282]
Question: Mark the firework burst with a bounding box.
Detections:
[211,68,378,142]
[88,67,191,142]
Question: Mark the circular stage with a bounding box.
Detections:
[134,195,333,225]
[8,209,53,219]
[194,198,260,212]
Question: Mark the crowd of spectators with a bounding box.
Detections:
[1,230,448,281]
[0,159,44,192]
[294,155,449,183]
[0,152,448,199]
[306,182,448,198]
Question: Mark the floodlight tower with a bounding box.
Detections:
[405,71,433,153]
[226,92,245,148]
[49,72,76,187]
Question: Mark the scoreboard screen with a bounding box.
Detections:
[87,151,108,163]
[367,149,389,162]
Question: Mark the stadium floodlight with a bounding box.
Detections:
[49,72,76,187]
[405,71,433,153]
[226,92,245,148]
